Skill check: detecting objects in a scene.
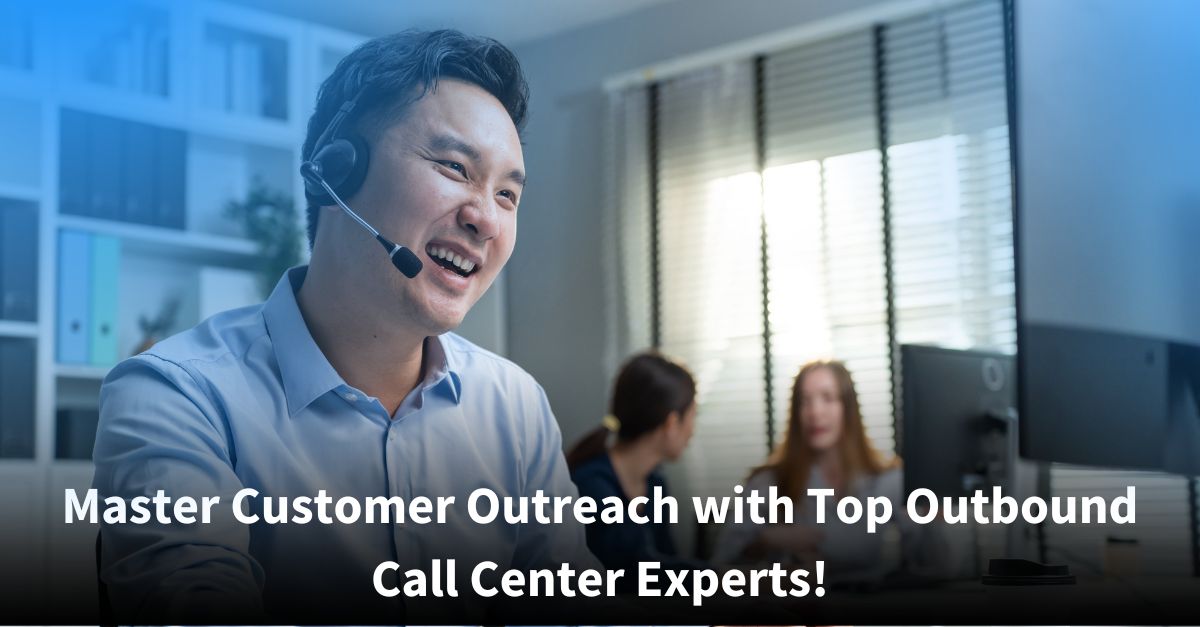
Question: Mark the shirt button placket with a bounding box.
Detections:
[384,424,406,564]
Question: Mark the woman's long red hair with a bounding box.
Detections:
[753,360,897,500]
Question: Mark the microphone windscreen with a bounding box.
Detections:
[392,248,423,278]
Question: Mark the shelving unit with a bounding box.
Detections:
[53,363,112,381]
[57,214,259,264]
[0,320,38,338]
[0,0,367,611]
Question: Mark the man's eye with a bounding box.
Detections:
[499,190,517,202]
[439,161,467,177]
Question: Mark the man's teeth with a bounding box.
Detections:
[427,246,476,273]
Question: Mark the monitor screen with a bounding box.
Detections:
[1013,0,1200,473]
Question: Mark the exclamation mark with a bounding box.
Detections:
[814,561,825,597]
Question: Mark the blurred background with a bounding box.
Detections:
[0,0,1196,615]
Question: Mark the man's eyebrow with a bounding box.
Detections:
[508,169,526,189]
[428,134,482,163]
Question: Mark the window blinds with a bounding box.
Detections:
[884,1,1016,358]
[654,62,768,498]
[763,30,894,456]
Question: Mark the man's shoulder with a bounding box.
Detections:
[98,305,268,434]
[123,304,268,378]
[441,331,542,392]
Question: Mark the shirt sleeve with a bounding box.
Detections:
[509,381,605,572]
[91,354,266,622]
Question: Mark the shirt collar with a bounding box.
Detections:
[423,331,463,404]
[262,266,463,416]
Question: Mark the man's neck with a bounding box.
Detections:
[295,265,427,416]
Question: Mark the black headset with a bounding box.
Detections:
[300,91,423,278]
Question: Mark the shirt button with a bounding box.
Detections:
[343,392,358,402]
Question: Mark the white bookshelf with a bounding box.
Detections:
[0,181,42,203]
[0,0,369,611]
[0,320,38,339]
[53,363,112,381]
[57,214,259,265]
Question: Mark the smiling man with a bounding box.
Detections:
[92,30,598,624]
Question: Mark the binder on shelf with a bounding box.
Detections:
[56,229,91,364]
[260,39,287,121]
[202,39,230,111]
[87,113,123,221]
[144,25,169,97]
[121,121,155,226]
[89,234,120,366]
[55,407,100,460]
[229,40,250,116]
[60,110,188,229]
[59,110,89,218]
[0,202,38,322]
[154,125,187,229]
[0,338,36,459]
[242,41,264,117]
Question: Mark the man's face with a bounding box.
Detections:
[328,79,523,335]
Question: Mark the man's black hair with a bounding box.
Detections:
[301,29,530,248]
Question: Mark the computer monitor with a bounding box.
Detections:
[1012,0,1200,473]
[900,344,1016,499]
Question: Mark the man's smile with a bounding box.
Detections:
[425,241,482,278]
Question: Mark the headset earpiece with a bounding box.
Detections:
[303,134,371,206]
[298,90,421,277]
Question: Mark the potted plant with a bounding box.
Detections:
[133,296,181,355]
[224,177,305,298]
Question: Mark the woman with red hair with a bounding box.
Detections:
[713,360,950,580]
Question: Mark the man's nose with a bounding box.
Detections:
[458,194,501,241]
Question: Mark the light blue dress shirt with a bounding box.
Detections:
[92,266,598,622]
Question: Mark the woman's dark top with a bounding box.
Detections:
[570,452,699,581]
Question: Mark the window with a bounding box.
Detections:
[604,0,1197,570]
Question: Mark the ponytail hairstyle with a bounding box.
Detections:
[566,351,697,471]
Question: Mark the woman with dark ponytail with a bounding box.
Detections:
[567,351,700,578]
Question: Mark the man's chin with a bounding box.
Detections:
[406,293,474,336]
[423,311,468,337]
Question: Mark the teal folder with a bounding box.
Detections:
[56,229,91,364]
[89,234,120,366]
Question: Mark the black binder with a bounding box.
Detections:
[0,202,38,322]
[56,407,100,460]
[0,338,35,458]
